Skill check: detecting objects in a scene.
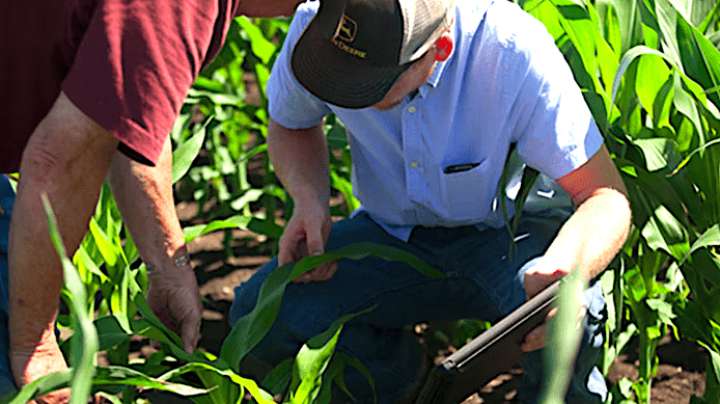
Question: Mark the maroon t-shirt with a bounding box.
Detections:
[0,0,239,173]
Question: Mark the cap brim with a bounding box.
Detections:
[291,18,407,109]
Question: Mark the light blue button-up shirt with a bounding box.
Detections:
[267,0,604,241]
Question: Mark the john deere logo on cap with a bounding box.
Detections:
[335,15,357,42]
[331,14,367,59]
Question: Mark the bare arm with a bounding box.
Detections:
[236,0,302,17]
[108,139,202,352]
[523,146,631,298]
[267,119,334,282]
[521,146,631,352]
[268,119,329,209]
[548,146,631,278]
[9,92,118,389]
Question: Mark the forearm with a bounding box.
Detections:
[9,93,118,355]
[543,188,631,280]
[108,137,187,271]
[267,120,330,207]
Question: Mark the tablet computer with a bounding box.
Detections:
[415,281,560,404]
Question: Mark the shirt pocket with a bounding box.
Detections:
[440,159,491,221]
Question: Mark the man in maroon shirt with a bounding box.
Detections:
[1,0,301,401]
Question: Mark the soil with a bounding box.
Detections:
[174,201,708,404]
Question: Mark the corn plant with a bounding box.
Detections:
[513,0,720,402]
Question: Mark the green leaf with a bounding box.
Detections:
[612,46,675,105]
[88,217,118,267]
[8,370,72,404]
[705,349,720,402]
[646,298,676,324]
[624,267,647,302]
[632,138,679,171]
[654,0,683,68]
[636,55,671,118]
[672,73,705,148]
[132,296,192,362]
[92,366,209,396]
[539,271,587,404]
[43,197,98,404]
[337,352,376,404]
[237,17,277,64]
[220,242,441,371]
[676,11,720,108]
[683,225,720,264]
[173,118,211,183]
[262,358,293,397]
[230,189,263,211]
[641,204,688,260]
[183,215,252,243]
[670,137,720,175]
[73,245,109,283]
[63,316,130,352]
[288,307,374,404]
[158,362,274,404]
[610,0,642,53]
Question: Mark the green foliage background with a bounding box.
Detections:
[13,0,720,403]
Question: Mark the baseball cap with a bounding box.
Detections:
[291,0,455,109]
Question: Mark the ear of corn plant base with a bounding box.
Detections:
[13,0,720,403]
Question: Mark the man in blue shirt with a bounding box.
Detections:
[231,0,631,402]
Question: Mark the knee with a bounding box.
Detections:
[582,282,607,349]
[229,257,278,325]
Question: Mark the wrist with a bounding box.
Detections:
[146,245,193,275]
[293,193,329,213]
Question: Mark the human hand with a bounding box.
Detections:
[520,258,584,352]
[10,332,69,403]
[279,202,334,283]
[147,248,203,353]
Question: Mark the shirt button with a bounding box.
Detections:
[410,161,419,168]
[407,106,417,113]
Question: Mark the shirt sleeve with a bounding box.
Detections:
[510,15,604,180]
[266,2,332,129]
[62,0,236,165]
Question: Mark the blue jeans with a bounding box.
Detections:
[230,211,607,403]
[0,176,17,397]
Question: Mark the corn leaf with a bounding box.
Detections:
[538,271,587,404]
[220,242,441,371]
[43,196,98,404]
[287,307,373,404]
[173,118,211,183]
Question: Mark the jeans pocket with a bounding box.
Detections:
[440,159,491,221]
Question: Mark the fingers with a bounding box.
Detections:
[305,219,325,258]
[278,233,299,267]
[521,324,546,352]
[520,306,585,352]
[181,313,202,353]
[297,262,338,283]
[282,215,337,284]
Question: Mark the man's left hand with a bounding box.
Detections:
[147,255,203,353]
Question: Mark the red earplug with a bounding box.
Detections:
[435,36,453,62]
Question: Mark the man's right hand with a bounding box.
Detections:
[10,331,69,403]
[279,202,334,283]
